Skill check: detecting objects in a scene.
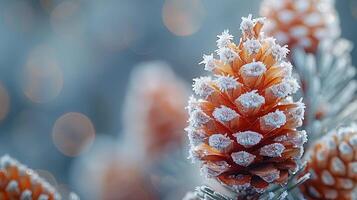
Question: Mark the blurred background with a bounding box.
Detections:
[0,0,355,199]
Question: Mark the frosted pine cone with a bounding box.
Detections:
[122,61,189,158]
[187,15,307,198]
[300,125,357,199]
[0,155,61,200]
[260,0,340,53]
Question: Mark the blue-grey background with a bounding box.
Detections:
[0,0,355,195]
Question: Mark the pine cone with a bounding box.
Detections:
[186,15,307,198]
[260,0,340,53]
[100,160,157,200]
[0,155,61,200]
[122,61,189,157]
[70,137,158,200]
[300,125,357,199]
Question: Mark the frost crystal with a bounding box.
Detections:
[212,105,239,122]
[260,143,285,157]
[349,162,357,174]
[208,134,232,152]
[215,75,239,91]
[260,170,280,183]
[270,81,291,98]
[261,110,286,129]
[231,151,256,167]
[189,109,210,128]
[186,96,200,114]
[192,77,215,98]
[270,78,299,98]
[331,157,345,174]
[290,130,308,147]
[241,61,267,77]
[278,10,295,24]
[233,131,263,148]
[290,102,305,126]
[243,39,261,55]
[338,142,353,155]
[216,47,238,63]
[325,136,337,150]
[201,161,230,178]
[216,30,233,48]
[321,170,335,185]
[279,61,293,77]
[199,54,216,71]
[21,190,32,200]
[240,14,254,34]
[0,154,15,169]
[188,147,200,163]
[236,90,265,109]
[285,78,300,93]
[294,0,309,12]
[186,128,207,146]
[6,180,19,193]
[38,194,49,200]
[270,44,289,61]
[290,25,308,38]
[304,13,321,26]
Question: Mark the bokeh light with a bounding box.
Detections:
[2,1,34,33]
[40,0,54,13]
[351,0,357,19]
[50,0,83,37]
[52,112,95,157]
[22,45,63,103]
[162,0,205,36]
[0,82,10,121]
[36,169,58,188]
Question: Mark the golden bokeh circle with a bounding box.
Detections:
[36,169,58,187]
[52,112,95,157]
[0,83,10,121]
[22,45,63,103]
[162,0,205,36]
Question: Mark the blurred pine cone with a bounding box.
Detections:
[300,125,357,199]
[0,155,61,200]
[122,61,189,158]
[260,0,340,53]
[187,15,307,198]
[70,137,158,200]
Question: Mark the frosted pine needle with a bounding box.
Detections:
[293,39,357,140]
